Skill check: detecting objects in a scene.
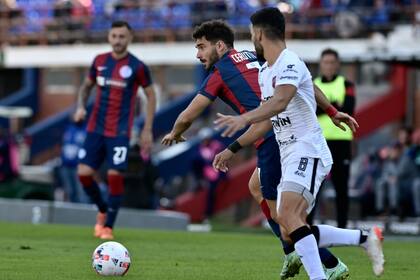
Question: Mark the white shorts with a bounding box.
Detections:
[277,156,332,214]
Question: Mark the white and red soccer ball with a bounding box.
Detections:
[92,241,131,276]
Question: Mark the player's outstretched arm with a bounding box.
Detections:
[314,84,332,112]
[215,84,296,137]
[139,85,157,155]
[235,119,272,147]
[161,95,212,146]
[331,111,359,133]
[74,78,94,122]
[313,85,359,133]
[213,120,272,172]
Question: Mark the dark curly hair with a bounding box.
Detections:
[250,7,285,41]
[192,20,234,48]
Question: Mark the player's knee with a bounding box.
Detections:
[77,164,94,176]
[108,173,124,196]
[277,206,300,232]
[108,169,120,175]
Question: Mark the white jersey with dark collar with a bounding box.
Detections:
[258,49,332,166]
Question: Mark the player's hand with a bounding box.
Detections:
[214,113,248,137]
[73,107,86,122]
[331,111,359,133]
[140,129,153,155]
[212,149,234,173]
[161,132,186,146]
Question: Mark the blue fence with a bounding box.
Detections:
[153,130,238,182]
[25,92,196,160]
[0,68,39,128]
[25,105,77,158]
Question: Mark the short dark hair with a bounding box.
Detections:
[111,20,132,31]
[250,7,285,41]
[192,20,234,48]
[321,48,339,60]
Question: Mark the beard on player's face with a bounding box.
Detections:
[112,43,127,54]
[254,41,264,61]
[201,47,219,70]
[251,27,265,61]
[108,27,131,56]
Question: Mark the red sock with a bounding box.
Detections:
[108,174,124,195]
[260,199,272,220]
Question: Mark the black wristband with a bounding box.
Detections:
[227,140,243,153]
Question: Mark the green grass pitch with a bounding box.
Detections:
[0,221,419,279]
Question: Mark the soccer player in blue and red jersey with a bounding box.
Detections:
[73,21,156,240]
[161,20,349,279]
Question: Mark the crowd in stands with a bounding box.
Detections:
[351,126,420,220]
[0,0,418,45]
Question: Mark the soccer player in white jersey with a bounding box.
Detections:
[214,7,384,280]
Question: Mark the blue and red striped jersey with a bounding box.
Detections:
[86,52,152,138]
[197,49,273,146]
[198,49,262,114]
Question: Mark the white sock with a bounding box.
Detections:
[316,224,361,247]
[294,234,326,280]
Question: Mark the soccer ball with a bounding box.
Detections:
[92,241,131,276]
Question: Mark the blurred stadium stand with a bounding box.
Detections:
[0,0,420,231]
[0,69,38,128]
[0,0,418,44]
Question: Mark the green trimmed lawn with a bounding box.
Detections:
[0,222,418,279]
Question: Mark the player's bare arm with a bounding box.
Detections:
[215,84,296,137]
[139,85,157,154]
[314,85,359,133]
[74,78,95,122]
[237,118,272,147]
[213,119,271,172]
[161,94,212,145]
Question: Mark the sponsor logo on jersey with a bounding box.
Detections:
[282,68,298,73]
[272,116,291,129]
[97,76,127,88]
[294,170,306,178]
[279,75,298,80]
[106,79,127,88]
[97,66,107,71]
[276,134,297,146]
